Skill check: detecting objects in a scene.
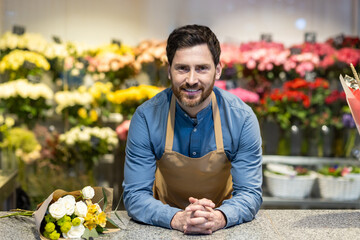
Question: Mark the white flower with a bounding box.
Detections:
[59,195,76,215]
[94,203,102,213]
[48,200,66,220]
[77,131,90,142]
[74,201,88,218]
[81,186,95,200]
[62,224,86,239]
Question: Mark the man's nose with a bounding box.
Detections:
[186,69,198,86]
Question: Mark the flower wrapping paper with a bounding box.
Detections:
[339,74,360,134]
[33,187,119,240]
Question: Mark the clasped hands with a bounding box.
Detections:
[170,197,226,234]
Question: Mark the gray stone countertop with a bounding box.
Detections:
[0,210,360,240]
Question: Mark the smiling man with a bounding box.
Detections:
[123,24,263,234]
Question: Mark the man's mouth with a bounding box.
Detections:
[183,88,201,96]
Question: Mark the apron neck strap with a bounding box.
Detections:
[165,91,224,152]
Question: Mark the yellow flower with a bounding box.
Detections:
[0,49,50,72]
[78,108,88,119]
[89,109,98,122]
[84,212,97,230]
[96,211,107,228]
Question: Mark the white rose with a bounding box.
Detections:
[49,200,66,220]
[59,195,76,215]
[62,224,85,239]
[74,201,88,218]
[81,186,95,200]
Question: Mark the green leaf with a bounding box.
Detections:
[106,216,120,228]
[82,228,99,240]
[102,187,108,211]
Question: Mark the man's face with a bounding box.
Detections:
[169,44,222,110]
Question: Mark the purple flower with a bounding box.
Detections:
[342,113,356,128]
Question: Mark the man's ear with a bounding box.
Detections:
[215,62,223,80]
[168,66,171,79]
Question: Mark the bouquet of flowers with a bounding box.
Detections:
[36,186,119,239]
[1,186,120,239]
[0,79,54,128]
[339,64,360,134]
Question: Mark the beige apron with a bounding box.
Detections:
[153,92,233,209]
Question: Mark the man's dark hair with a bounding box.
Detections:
[166,24,221,66]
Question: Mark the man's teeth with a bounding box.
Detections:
[186,89,198,92]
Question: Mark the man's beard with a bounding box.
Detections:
[171,76,215,108]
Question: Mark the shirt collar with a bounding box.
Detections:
[175,100,212,125]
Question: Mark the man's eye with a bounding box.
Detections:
[176,66,188,72]
[197,66,209,72]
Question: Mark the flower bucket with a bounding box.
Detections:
[317,174,360,200]
[264,171,317,199]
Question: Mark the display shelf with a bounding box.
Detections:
[262,155,360,166]
[262,155,360,209]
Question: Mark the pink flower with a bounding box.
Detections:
[116,120,131,141]
[341,167,352,177]
[214,80,227,90]
[227,87,259,103]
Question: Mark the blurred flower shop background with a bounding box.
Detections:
[0,0,360,210]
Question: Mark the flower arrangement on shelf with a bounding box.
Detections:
[326,35,360,49]
[0,31,49,57]
[0,114,15,133]
[106,84,162,119]
[317,165,360,177]
[54,87,95,126]
[264,163,317,199]
[0,127,42,191]
[220,41,288,92]
[86,43,140,89]
[0,79,53,128]
[58,126,118,175]
[266,163,312,177]
[316,164,360,200]
[0,49,50,81]
[134,39,169,86]
[87,81,114,122]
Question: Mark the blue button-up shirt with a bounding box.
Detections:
[123,86,263,229]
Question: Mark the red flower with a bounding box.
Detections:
[309,78,329,89]
[284,78,309,90]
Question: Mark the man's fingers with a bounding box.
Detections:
[184,222,213,235]
[196,198,215,208]
[188,197,216,208]
[185,204,205,212]
[189,197,198,204]
[193,209,214,219]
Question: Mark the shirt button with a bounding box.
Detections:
[192,152,196,156]
[184,113,188,117]
[193,128,197,132]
